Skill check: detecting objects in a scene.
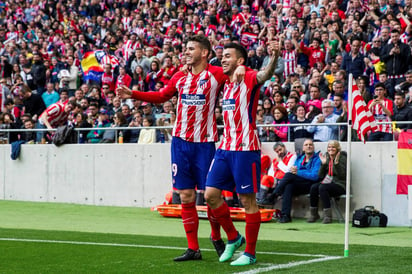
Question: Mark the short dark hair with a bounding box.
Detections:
[224,42,248,65]
[187,34,211,55]
[374,82,386,90]
[394,92,405,98]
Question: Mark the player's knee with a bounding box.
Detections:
[179,189,196,204]
[204,188,221,206]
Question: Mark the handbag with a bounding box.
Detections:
[352,206,388,228]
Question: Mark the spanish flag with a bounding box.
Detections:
[397,132,412,194]
[81,51,104,82]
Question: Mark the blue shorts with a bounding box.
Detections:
[171,137,216,190]
[206,149,261,194]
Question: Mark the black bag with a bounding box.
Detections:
[352,206,388,228]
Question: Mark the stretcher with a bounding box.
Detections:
[153,204,278,222]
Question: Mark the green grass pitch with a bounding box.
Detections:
[1,200,411,273]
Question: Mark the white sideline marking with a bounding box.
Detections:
[0,238,326,258]
[235,256,342,274]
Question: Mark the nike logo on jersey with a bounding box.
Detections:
[241,185,250,189]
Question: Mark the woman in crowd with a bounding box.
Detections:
[145,60,161,91]
[271,105,290,142]
[307,140,347,224]
[262,97,274,124]
[128,111,143,143]
[73,112,92,143]
[289,104,314,141]
[131,65,146,92]
[357,76,372,103]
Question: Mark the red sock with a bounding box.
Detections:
[244,211,261,256]
[208,205,221,241]
[181,202,199,251]
[211,202,238,241]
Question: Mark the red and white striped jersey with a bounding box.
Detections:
[219,70,261,151]
[367,98,393,134]
[40,102,69,128]
[131,65,228,142]
[282,50,297,78]
[123,40,140,61]
[122,17,132,31]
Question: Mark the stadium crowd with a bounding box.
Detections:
[0,0,412,144]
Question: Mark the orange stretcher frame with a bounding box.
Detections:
[153,204,277,222]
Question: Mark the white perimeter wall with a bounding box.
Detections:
[0,142,409,226]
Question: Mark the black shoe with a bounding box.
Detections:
[210,237,225,257]
[258,193,278,205]
[279,215,292,223]
[173,248,202,261]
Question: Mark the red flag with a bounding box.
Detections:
[351,79,378,143]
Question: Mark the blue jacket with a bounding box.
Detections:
[295,152,321,182]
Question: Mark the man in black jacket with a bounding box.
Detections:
[17,84,46,122]
[392,92,412,130]
[31,52,47,95]
[380,29,412,98]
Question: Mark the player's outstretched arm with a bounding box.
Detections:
[256,41,280,84]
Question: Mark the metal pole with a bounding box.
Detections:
[344,74,353,257]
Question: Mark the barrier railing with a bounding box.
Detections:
[0,121,410,144]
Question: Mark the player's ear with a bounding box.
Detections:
[236,57,245,66]
[201,48,209,59]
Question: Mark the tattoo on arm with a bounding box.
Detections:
[256,54,279,84]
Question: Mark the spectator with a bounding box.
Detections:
[101,112,129,143]
[308,140,347,224]
[290,104,314,141]
[20,118,36,143]
[392,92,412,131]
[380,29,412,98]
[145,60,162,91]
[130,48,151,75]
[73,112,92,144]
[30,52,47,95]
[58,55,79,96]
[307,99,340,142]
[138,115,156,144]
[86,108,112,143]
[18,84,46,122]
[267,139,321,223]
[37,100,77,143]
[128,111,143,143]
[270,105,290,142]
[115,66,132,90]
[356,76,372,104]
[101,64,116,92]
[121,104,133,123]
[367,83,394,141]
[341,36,365,80]
[396,70,412,103]
[258,142,297,205]
[0,112,18,143]
[42,83,60,107]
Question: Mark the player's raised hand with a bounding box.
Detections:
[116,85,133,99]
[269,41,280,59]
[233,65,245,83]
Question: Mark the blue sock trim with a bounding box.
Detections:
[243,252,256,259]
[227,233,240,244]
